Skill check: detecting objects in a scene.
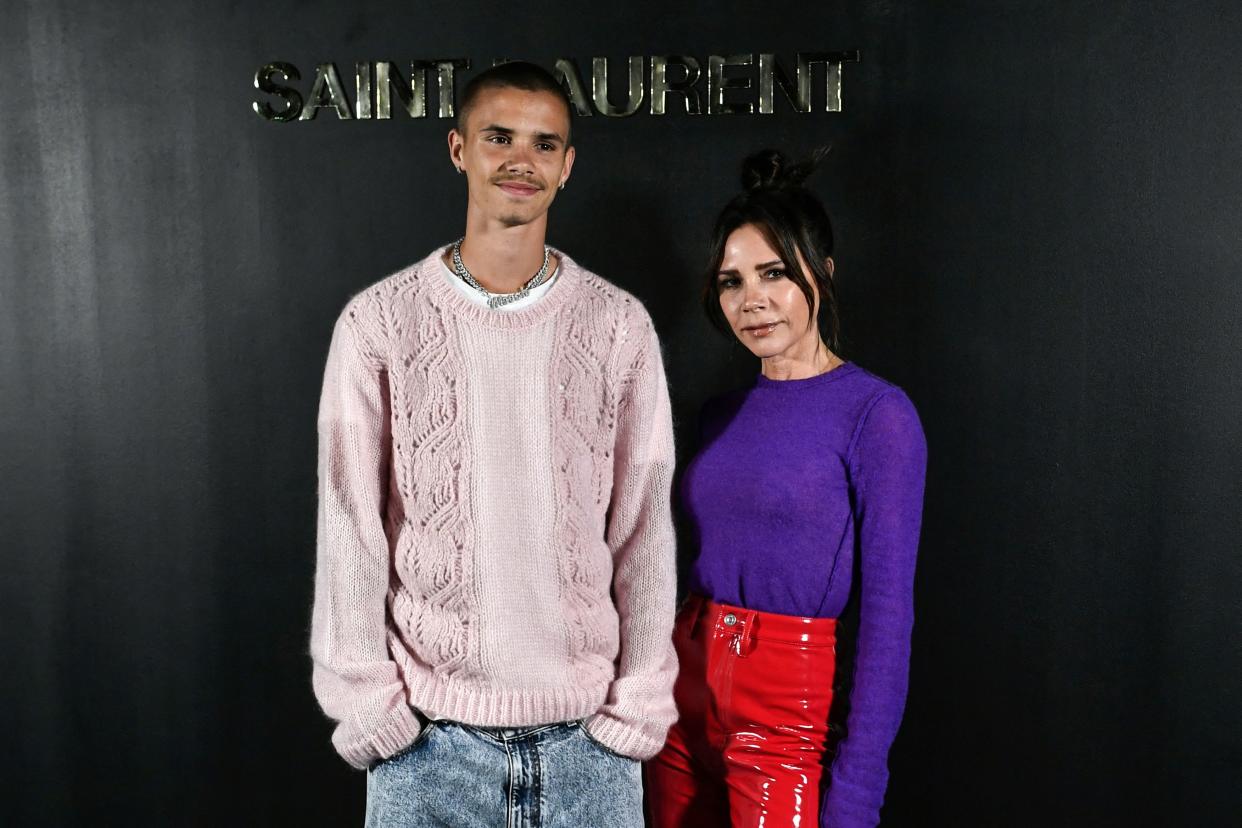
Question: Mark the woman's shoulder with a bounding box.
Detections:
[841,365,926,459]
[772,361,921,427]
[842,363,919,411]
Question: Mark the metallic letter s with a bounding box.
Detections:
[252,62,302,122]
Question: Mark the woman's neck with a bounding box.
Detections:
[760,338,840,381]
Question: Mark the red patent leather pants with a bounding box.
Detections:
[646,594,837,827]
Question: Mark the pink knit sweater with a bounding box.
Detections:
[310,246,679,770]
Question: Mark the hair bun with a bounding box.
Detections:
[740,146,829,191]
[740,149,788,190]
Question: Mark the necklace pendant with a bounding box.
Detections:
[488,289,525,310]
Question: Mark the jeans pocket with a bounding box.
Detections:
[576,721,636,763]
[374,714,438,768]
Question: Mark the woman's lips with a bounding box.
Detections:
[743,322,781,337]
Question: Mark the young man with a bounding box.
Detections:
[310,62,678,827]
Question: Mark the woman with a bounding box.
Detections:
[646,149,927,828]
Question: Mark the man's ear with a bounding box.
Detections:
[558,145,577,189]
[447,128,465,173]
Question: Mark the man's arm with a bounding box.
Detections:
[310,308,420,770]
[583,313,679,760]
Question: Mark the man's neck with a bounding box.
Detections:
[450,214,553,294]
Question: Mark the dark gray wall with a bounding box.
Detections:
[2,1,1239,825]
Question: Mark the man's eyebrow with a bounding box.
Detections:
[478,124,566,144]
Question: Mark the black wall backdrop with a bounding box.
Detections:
[3,1,1240,825]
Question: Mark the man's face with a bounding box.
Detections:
[448,86,575,228]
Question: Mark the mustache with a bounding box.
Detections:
[489,174,546,189]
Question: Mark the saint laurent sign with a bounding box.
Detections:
[252,53,859,122]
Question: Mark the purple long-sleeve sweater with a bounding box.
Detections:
[682,361,927,828]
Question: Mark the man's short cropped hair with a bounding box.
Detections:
[457,61,575,144]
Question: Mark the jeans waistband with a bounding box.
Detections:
[461,721,577,744]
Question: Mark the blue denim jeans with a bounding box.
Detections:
[365,719,643,828]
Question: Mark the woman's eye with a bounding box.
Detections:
[717,278,739,290]
[764,268,786,279]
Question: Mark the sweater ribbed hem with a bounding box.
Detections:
[407,673,609,728]
[583,713,666,761]
[337,703,421,771]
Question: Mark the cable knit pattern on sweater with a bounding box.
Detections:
[550,273,623,672]
[311,247,678,770]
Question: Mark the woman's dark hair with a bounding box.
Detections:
[703,147,839,351]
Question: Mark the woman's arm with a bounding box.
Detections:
[822,389,927,828]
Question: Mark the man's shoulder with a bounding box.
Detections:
[559,252,655,335]
[338,249,443,324]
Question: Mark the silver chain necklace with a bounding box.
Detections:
[451,238,552,310]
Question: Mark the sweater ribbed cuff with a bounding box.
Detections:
[336,703,422,771]
[821,773,884,828]
[583,713,666,761]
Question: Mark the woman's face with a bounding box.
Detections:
[716,223,829,360]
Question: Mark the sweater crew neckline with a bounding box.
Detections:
[421,244,581,329]
[753,361,858,390]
